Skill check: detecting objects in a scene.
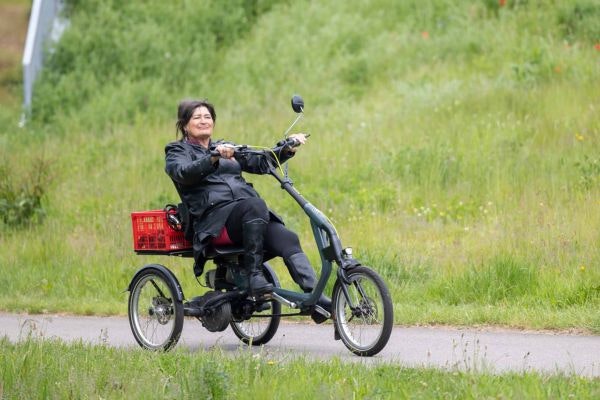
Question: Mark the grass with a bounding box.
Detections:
[0,0,598,332]
[1,337,599,399]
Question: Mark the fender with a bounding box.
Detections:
[127,264,185,302]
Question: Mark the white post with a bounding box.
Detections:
[21,0,66,121]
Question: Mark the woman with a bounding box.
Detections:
[165,99,330,322]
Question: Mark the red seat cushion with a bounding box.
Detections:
[210,227,233,246]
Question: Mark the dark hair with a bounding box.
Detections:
[175,99,216,140]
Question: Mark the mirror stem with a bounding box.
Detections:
[282,112,303,139]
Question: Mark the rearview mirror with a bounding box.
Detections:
[291,95,304,113]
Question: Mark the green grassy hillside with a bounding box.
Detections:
[0,0,598,331]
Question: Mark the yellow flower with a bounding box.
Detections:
[580,265,586,272]
[575,134,584,141]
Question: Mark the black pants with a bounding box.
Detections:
[224,197,303,258]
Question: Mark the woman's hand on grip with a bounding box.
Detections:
[211,144,235,163]
[287,133,309,153]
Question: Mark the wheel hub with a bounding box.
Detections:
[151,297,173,325]
[352,297,378,324]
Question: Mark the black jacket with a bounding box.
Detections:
[164,139,294,274]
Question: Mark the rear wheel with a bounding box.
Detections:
[332,266,393,356]
[230,263,281,345]
[128,268,184,351]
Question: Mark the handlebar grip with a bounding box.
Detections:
[283,137,301,147]
[210,150,221,157]
[281,134,310,148]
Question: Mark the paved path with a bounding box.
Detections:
[1,313,598,377]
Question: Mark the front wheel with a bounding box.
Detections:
[332,266,393,356]
[230,263,281,345]
[128,267,184,351]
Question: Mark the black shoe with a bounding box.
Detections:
[248,270,273,296]
[318,295,332,313]
[310,294,332,324]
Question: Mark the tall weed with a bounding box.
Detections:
[428,256,539,305]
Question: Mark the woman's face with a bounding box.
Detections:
[185,106,214,140]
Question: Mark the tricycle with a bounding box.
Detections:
[126,96,393,356]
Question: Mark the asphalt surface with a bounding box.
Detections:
[1,313,599,377]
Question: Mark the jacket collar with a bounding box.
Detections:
[184,138,212,151]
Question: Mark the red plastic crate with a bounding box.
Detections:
[131,210,192,252]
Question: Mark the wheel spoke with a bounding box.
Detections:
[143,315,153,333]
[353,279,369,302]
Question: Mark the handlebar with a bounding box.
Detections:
[210,144,248,157]
[210,135,308,158]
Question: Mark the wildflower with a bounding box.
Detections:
[554,65,562,73]
[580,265,586,272]
[575,133,584,141]
[595,44,600,51]
[499,0,507,7]
[421,31,430,40]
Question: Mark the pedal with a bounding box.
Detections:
[313,305,330,319]
[310,305,331,324]
[249,292,272,302]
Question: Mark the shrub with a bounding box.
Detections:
[558,0,600,43]
[0,157,52,228]
[575,155,600,191]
